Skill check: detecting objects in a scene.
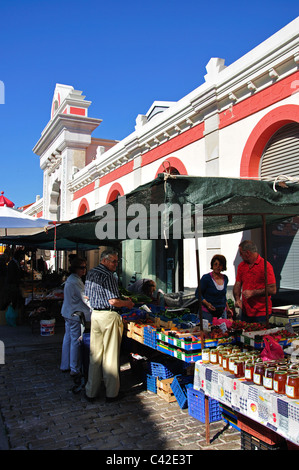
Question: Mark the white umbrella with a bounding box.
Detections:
[0,192,53,236]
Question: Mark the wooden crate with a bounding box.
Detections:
[133,324,144,337]
[156,377,177,403]
[131,332,144,344]
[154,317,176,329]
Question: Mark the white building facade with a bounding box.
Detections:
[28,17,299,295]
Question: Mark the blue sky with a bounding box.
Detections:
[0,0,298,208]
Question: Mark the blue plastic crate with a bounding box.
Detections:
[170,375,194,409]
[143,325,157,349]
[146,374,157,393]
[219,404,241,431]
[187,387,222,423]
[147,361,175,379]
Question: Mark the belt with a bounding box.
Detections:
[94,308,122,314]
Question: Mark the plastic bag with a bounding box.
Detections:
[212,317,233,327]
[5,304,18,327]
[260,334,284,362]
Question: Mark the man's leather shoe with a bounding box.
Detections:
[106,391,125,403]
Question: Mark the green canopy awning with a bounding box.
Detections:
[1,175,299,249]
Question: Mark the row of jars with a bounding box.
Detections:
[202,344,299,399]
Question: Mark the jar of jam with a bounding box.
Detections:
[263,367,276,390]
[234,360,245,378]
[273,371,288,394]
[232,347,240,354]
[222,354,229,371]
[253,363,265,385]
[217,349,224,366]
[277,365,289,371]
[210,349,218,364]
[228,356,238,373]
[245,362,254,381]
[202,349,210,363]
[277,359,288,366]
[285,375,299,399]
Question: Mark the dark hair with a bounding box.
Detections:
[210,254,227,271]
[69,257,86,273]
[142,280,156,297]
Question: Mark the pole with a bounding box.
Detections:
[262,215,269,328]
[195,235,204,349]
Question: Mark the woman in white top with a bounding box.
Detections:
[60,257,92,377]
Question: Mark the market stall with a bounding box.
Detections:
[2,175,299,447]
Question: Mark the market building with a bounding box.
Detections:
[26,17,299,297]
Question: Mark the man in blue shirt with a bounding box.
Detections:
[85,249,134,402]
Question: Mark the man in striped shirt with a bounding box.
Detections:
[84,249,134,402]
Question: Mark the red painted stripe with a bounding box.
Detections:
[72,71,298,194]
[141,122,204,167]
[100,161,134,186]
[73,181,95,200]
[219,71,299,129]
[37,211,43,218]
[69,107,86,116]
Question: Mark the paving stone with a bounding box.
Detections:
[0,325,242,451]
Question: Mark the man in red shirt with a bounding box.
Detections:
[233,240,276,323]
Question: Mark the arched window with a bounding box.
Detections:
[106,183,124,203]
[260,123,299,179]
[155,157,187,178]
[78,198,90,217]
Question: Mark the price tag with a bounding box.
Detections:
[219,322,228,333]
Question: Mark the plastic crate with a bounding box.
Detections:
[170,375,193,409]
[241,430,286,450]
[143,325,157,349]
[147,361,174,379]
[220,404,241,431]
[147,357,185,378]
[187,387,222,423]
[146,374,157,393]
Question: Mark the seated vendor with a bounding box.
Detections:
[128,279,157,303]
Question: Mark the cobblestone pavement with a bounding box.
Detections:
[0,324,241,452]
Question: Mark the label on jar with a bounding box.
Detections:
[202,351,210,362]
[285,384,295,398]
[263,376,273,389]
[245,369,253,380]
[253,373,262,385]
[273,380,278,392]
[210,352,217,363]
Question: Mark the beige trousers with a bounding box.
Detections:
[85,309,123,399]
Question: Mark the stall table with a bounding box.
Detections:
[194,361,299,446]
